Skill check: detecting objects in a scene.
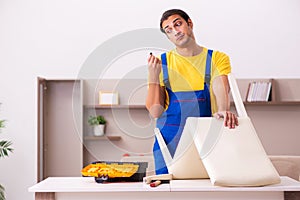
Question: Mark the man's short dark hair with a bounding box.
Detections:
[160,9,190,33]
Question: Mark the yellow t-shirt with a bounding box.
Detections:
[159,47,231,114]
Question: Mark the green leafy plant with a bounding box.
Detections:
[0,120,13,158]
[88,115,106,126]
[0,106,13,200]
[0,184,4,200]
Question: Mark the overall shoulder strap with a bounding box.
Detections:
[161,53,171,89]
[205,49,213,87]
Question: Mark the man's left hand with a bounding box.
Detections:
[213,111,238,129]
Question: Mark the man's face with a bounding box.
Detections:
[161,14,194,48]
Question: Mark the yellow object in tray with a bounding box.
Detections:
[81,162,139,178]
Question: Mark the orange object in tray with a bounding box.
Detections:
[81,161,148,183]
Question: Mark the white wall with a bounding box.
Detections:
[0,0,299,199]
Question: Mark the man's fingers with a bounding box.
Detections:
[225,111,229,127]
[223,111,239,129]
[234,114,239,126]
[214,111,239,129]
[148,55,161,66]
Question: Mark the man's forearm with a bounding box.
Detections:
[146,83,165,118]
[212,75,230,112]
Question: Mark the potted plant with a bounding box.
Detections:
[0,105,13,200]
[88,115,107,136]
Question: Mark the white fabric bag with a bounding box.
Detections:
[189,73,280,186]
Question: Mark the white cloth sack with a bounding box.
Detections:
[190,73,280,186]
[185,116,280,186]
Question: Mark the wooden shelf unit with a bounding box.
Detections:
[38,77,300,181]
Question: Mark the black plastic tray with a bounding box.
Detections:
[90,161,148,183]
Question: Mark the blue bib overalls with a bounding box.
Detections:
[153,50,213,174]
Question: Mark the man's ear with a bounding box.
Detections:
[187,19,193,29]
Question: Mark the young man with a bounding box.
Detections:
[146,9,239,174]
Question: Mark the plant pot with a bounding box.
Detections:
[94,125,105,136]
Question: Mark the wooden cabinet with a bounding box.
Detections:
[37,78,83,181]
[38,77,300,180]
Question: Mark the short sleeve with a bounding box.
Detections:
[211,51,231,80]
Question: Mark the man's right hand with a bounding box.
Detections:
[148,53,162,84]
